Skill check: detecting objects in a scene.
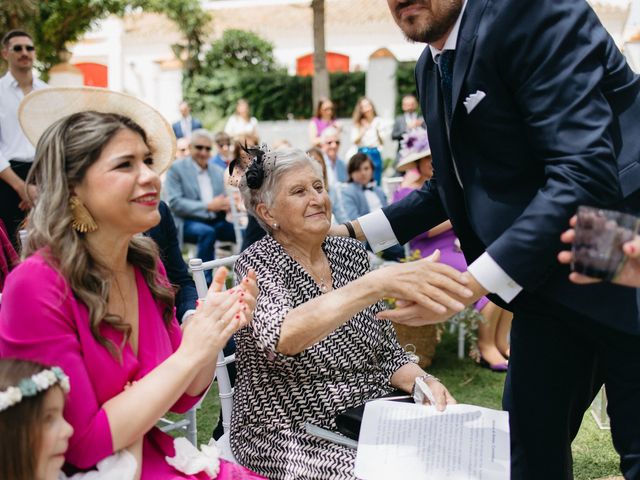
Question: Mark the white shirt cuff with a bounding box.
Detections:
[359,210,399,253]
[0,156,10,173]
[467,252,522,303]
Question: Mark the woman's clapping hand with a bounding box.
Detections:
[179,268,258,366]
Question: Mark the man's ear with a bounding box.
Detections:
[255,203,275,227]
[1,47,8,61]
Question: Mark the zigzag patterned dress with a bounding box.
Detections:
[231,235,411,479]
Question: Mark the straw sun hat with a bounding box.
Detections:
[396,128,431,173]
[18,86,176,174]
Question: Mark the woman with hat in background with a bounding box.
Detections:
[0,87,264,479]
[393,129,512,370]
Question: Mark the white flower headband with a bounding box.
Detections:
[0,366,70,412]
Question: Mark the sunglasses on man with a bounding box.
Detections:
[11,45,35,53]
[194,145,212,152]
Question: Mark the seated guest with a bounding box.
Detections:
[175,137,190,160]
[0,87,262,479]
[394,130,511,369]
[210,132,232,170]
[319,127,348,189]
[165,129,236,282]
[145,200,198,323]
[337,152,405,261]
[144,200,235,439]
[230,147,467,480]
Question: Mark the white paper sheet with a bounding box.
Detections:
[354,401,510,480]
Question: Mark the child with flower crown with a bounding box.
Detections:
[0,359,138,480]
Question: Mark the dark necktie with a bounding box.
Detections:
[438,50,455,123]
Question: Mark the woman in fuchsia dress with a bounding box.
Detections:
[0,87,264,479]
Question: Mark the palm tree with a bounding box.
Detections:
[311,0,330,108]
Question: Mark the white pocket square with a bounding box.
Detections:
[463,90,486,114]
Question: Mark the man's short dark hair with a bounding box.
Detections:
[2,30,33,48]
[347,152,373,181]
[214,131,231,145]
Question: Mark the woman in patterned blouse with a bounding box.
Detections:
[229,148,469,479]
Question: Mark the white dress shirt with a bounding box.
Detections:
[363,187,382,212]
[360,0,522,303]
[193,159,214,205]
[224,115,258,138]
[351,117,384,148]
[180,115,193,139]
[0,72,48,173]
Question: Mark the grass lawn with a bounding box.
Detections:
[180,330,620,479]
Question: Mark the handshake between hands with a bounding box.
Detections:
[375,250,487,327]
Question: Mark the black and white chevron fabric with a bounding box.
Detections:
[230,235,411,480]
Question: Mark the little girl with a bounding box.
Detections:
[0,359,137,480]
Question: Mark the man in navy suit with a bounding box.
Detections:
[165,129,235,283]
[172,101,203,139]
[334,0,640,477]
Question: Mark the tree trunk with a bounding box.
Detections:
[311,0,330,109]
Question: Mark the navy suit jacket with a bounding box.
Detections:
[384,0,640,333]
[172,117,203,139]
[145,201,198,322]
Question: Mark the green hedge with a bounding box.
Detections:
[185,69,365,126]
[396,61,419,114]
[185,64,416,126]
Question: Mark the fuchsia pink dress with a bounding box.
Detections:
[0,252,264,480]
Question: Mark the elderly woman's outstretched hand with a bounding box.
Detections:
[180,268,258,366]
[375,250,475,326]
[558,215,640,288]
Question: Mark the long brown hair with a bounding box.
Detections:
[314,97,336,120]
[351,96,377,125]
[25,111,175,360]
[0,359,56,480]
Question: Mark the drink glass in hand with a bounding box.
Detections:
[571,206,639,280]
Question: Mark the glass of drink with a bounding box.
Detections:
[571,206,639,280]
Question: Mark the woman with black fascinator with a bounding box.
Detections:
[227,146,470,479]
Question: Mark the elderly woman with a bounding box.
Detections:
[229,147,472,479]
[0,87,263,480]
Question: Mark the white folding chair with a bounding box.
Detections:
[189,255,240,461]
[381,175,404,201]
[225,185,247,255]
[18,229,28,258]
[158,408,198,445]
